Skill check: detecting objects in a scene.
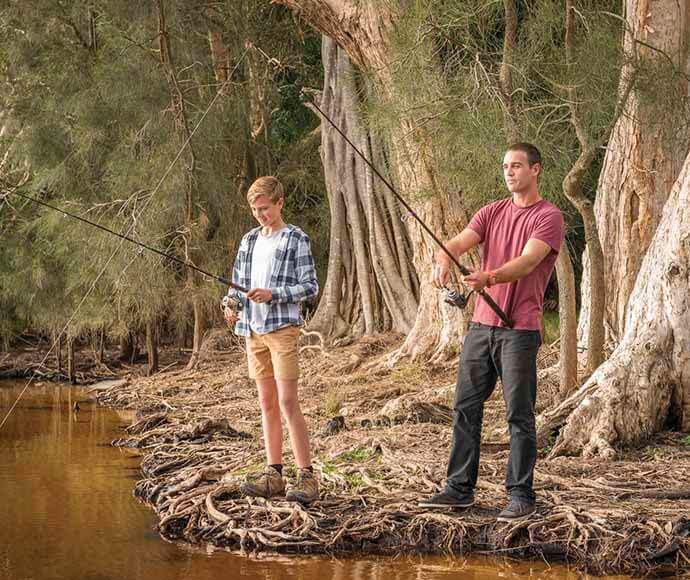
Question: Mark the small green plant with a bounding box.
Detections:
[680,434,690,445]
[543,311,560,345]
[540,431,558,454]
[345,472,365,488]
[338,447,372,463]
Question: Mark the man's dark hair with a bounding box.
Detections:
[507,143,542,168]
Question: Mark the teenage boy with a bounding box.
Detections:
[419,143,564,521]
[223,176,319,504]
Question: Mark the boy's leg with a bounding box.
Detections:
[255,378,283,465]
[241,333,286,498]
[267,326,318,503]
[276,379,311,468]
[266,326,311,468]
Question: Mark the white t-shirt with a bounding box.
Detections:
[249,227,286,333]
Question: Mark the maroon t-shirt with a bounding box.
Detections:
[468,197,564,330]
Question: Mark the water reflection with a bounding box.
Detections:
[0,381,627,580]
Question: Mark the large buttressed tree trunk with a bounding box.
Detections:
[276,0,473,361]
[578,0,690,349]
[539,150,690,457]
[308,36,418,340]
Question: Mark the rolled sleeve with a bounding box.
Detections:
[270,234,319,304]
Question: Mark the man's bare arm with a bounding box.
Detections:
[432,228,482,288]
[463,238,553,291]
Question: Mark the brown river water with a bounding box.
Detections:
[0,381,629,580]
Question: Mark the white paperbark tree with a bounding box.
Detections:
[539,148,690,457]
[578,0,690,352]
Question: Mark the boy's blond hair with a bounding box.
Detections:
[247,176,284,204]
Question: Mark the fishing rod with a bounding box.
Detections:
[7,190,248,293]
[308,100,514,328]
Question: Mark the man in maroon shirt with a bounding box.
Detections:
[419,143,565,521]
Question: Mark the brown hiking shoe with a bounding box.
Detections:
[286,468,319,504]
[239,466,285,499]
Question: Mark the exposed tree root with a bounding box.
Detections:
[96,340,690,576]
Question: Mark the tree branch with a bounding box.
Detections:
[499,0,519,142]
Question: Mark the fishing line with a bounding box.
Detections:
[9,191,246,291]
[308,99,514,327]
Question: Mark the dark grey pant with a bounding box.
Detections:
[446,323,541,502]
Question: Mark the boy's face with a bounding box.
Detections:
[250,195,284,228]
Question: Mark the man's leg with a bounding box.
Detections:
[496,328,541,505]
[446,325,499,496]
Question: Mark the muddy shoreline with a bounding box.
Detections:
[5,336,690,575]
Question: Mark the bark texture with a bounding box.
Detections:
[578,0,690,349]
[308,37,418,341]
[276,0,473,361]
[555,241,578,396]
[539,150,690,457]
[145,320,159,376]
[67,337,76,385]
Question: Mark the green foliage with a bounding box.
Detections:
[361,0,646,297]
[0,0,326,348]
[543,311,560,345]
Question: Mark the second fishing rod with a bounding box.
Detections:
[308,100,514,328]
[7,190,248,294]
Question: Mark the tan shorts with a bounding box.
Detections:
[246,325,300,380]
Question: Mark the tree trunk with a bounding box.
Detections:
[578,0,690,349]
[555,241,578,396]
[97,326,105,365]
[185,297,205,370]
[119,332,138,363]
[308,36,418,341]
[208,31,228,82]
[54,331,62,374]
[538,150,690,457]
[156,0,206,369]
[499,0,519,142]
[66,337,76,385]
[146,320,159,376]
[276,0,473,362]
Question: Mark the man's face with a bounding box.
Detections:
[502,150,540,194]
[250,195,283,227]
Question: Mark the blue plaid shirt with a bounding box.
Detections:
[224,224,318,337]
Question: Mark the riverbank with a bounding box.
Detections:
[79,333,689,575]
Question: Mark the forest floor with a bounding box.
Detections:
[4,331,690,576]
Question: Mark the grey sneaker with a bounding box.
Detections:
[418,490,475,509]
[239,466,285,499]
[497,498,536,521]
[285,468,319,504]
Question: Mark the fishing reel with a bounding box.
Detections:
[444,287,473,309]
[221,295,243,312]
